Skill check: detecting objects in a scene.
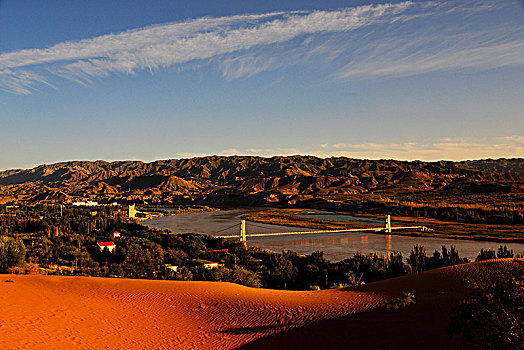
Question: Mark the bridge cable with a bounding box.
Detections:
[210,224,240,235]
[245,222,278,230]
[246,221,316,231]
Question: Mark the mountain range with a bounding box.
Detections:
[0,156,522,205]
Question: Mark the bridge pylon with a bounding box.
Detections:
[385,215,391,233]
[240,219,247,246]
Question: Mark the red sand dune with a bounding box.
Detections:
[0,259,520,350]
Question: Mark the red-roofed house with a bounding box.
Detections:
[97,242,116,253]
[113,231,121,238]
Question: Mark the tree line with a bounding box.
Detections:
[0,204,522,290]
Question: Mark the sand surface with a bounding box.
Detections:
[1,259,520,349]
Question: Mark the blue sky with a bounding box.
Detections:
[0,0,523,170]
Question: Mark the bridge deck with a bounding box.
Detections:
[216,226,429,239]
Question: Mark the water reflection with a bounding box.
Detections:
[361,235,368,250]
[386,235,392,251]
[249,231,524,262]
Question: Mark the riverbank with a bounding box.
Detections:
[243,209,524,243]
[138,204,219,215]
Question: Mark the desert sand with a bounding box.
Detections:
[0,259,520,350]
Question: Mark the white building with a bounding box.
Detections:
[164,264,179,272]
[72,201,98,206]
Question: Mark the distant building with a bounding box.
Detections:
[128,204,136,218]
[113,231,121,238]
[97,242,116,253]
[203,262,222,269]
[164,264,179,272]
[192,259,223,269]
[206,249,229,253]
[72,201,98,206]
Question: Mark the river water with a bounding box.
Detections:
[142,208,524,262]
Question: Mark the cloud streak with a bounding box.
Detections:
[0,1,522,94]
[320,136,524,161]
[216,136,524,161]
[0,4,412,93]
[0,69,52,95]
[337,29,524,79]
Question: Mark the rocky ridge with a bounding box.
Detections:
[0,156,522,205]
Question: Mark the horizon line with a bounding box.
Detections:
[2,154,522,172]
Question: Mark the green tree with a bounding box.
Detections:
[388,251,409,277]
[219,266,261,288]
[267,254,297,288]
[0,236,26,272]
[443,245,469,266]
[407,244,427,273]
[476,249,496,262]
[497,246,514,259]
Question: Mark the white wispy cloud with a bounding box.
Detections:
[221,55,283,80]
[0,1,522,94]
[214,136,524,161]
[317,136,524,161]
[0,3,412,94]
[0,69,53,95]
[333,1,524,79]
[503,135,524,144]
[220,147,301,156]
[337,35,524,79]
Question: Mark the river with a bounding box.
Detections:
[142,208,524,262]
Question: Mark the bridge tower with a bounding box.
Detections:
[385,215,391,233]
[240,220,247,246]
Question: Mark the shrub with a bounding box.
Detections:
[329,282,351,289]
[383,292,416,311]
[219,266,261,288]
[173,268,194,281]
[24,263,39,274]
[449,261,524,349]
[7,266,25,274]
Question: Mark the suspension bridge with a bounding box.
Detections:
[215,215,431,245]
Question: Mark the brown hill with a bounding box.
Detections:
[0,259,520,349]
[0,156,522,204]
[464,158,524,174]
